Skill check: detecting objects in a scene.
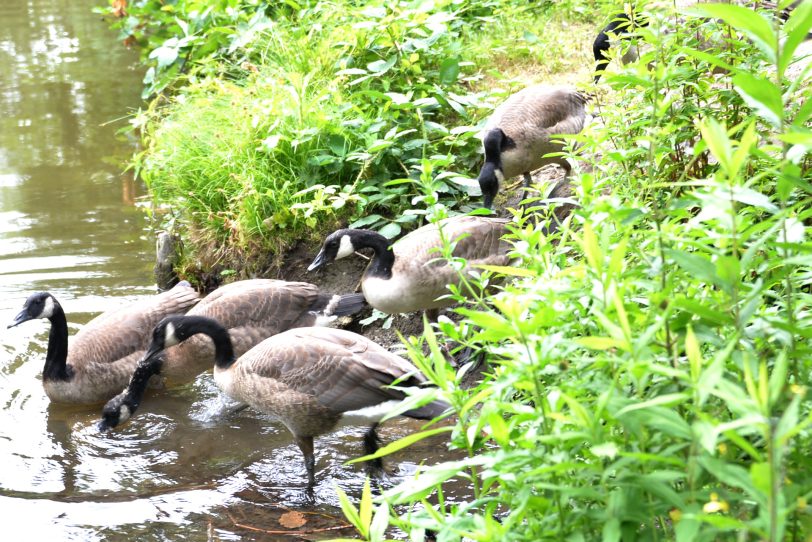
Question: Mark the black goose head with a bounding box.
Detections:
[8,292,59,328]
[98,391,136,431]
[307,229,360,271]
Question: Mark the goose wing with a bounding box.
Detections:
[394,216,512,273]
[487,85,587,138]
[68,281,200,367]
[166,280,322,379]
[237,327,426,414]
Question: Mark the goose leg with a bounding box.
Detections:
[362,423,384,476]
[295,435,317,487]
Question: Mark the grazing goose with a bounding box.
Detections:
[99,279,366,428]
[477,85,588,209]
[593,12,645,83]
[7,281,200,404]
[102,315,449,486]
[592,2,809,83]
[307,215,512,319]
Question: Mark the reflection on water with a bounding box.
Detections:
[0,1,459,539]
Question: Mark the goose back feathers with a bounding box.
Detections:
[308,215,512,315]
[478,85,587,208]
[8,281,200,404]
[100,279,366,428]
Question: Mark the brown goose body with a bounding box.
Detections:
[8,282,200,404]
[102,316,448,486]
[309,215,513,316]
[214,326,438,440]
[159,279,348,385]
[478,85,587,208]
[99,280,366,428]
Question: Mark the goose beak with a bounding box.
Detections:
[7,309,32,329]
[307,249,327,272]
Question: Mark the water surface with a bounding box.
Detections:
[0,2,454,539]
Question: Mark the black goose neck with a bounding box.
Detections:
[43,303,71,382]
[184,316,236,370]
[352,230,394,280]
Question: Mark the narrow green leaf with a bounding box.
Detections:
[686,325,702,383]
[577,336,627,350]
[615,393,689,417]
[335,485,363,533]
[359,478,373,536]
[346,427,453,464]
[473,264,536,277]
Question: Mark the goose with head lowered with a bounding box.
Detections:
[7,281,200,404]
[307,215,512,320]
[101,315,449,486]
[477,84,588,209]
[99,278,366,428]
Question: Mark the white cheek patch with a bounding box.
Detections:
[41,296,55,318]
[494,169,505,183]
[164,322,179,347]
[336,235,355,259]
[118,404,131,424]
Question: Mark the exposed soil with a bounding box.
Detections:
[172,165,575,361]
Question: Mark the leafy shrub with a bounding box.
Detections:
[332,2,812,541]
[114,0,598,270]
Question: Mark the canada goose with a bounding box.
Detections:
[477,85,588,209]
[99,279,366,428]
[592,2,809,83]
[7,281,200,404]
[593,12,645,83]
[102,315,449,486]
[307,215,512,319]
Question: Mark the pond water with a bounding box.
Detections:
[0,1,454,539]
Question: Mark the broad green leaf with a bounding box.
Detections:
[688,4,776,62]
[439,57,460,84]
[732,73,784,128]
[602,518,621,542]
[698,117,732,173]
[780,0,812,74]
[378,222,401,239]
[666,249,718,286]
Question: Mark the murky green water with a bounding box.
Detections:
[0,2,455,540]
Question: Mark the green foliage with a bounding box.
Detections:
[333,2,812,541]
[103,0,812,539]
[112,0,597,269]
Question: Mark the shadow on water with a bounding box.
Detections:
[0,1,467,539]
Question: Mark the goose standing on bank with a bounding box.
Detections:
[99,279,366,428]
[102,315,449,486]
[7,281,200,404]
[477,84,588,209]
[307,215,512,320]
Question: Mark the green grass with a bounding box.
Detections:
[133,0,607,273]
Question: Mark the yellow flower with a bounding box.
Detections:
[703,492,730,514]
[669,509,682,523]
